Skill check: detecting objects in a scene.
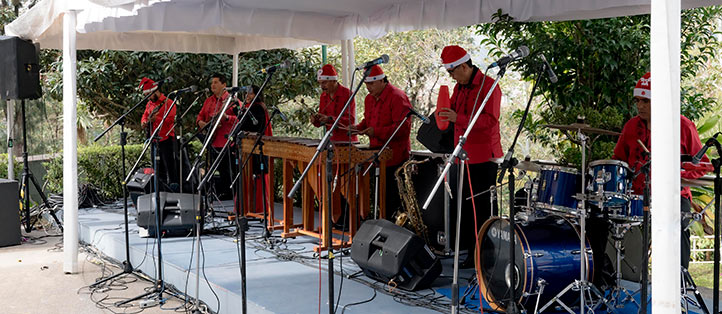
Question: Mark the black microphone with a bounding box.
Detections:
[356,54,390,70]
[153,76,173,86]
[692,132,720,164]
[408,107,430,124]
[170,85,197,94]
[488,46,530,69]
[224,86,251,93]
[257,60,292,74]
[273,107,288,122]
[539,54,558,83]
[194,87,209,95]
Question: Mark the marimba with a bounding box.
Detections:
[239,135,391,250]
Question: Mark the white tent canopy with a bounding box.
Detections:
[6,1,722,313]
[6,0,719,54]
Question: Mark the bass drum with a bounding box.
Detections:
[475,215,594,312]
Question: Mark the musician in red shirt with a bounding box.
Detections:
[438,45,502,268]
[139,77,178,191]
[612,72,709,269]
[196,73,238,200]
[348,65,411,220]
[311,64,358,143]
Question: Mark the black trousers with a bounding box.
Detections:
[384,164,402,221]
[157,138,179,191]
[210,147,236,200]
[450,162,498,251]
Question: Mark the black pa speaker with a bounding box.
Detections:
[136,192,201,237]
[127,168,153,207]
[0,36,41,100]
[351,219,442,291]
[0,179,21,247]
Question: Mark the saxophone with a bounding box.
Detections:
[394,159,430,244]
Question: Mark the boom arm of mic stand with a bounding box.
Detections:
[196,70,275,191]
[288,68,368,199]
[422,68,505,210]
[187,91,237,181]
[165,94,202,137]
[497,64,545,184]
[94,89,156,142]
[230,107,280,189]
[361,113,412,176]
[124,94,180,183]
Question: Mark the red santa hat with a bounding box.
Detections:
[633,72,651,99]
[139,77,157,95]
[440,45,471,70]
[364,65,386,82]
[317,64,338,81]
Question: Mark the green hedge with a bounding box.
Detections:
[0,154,22,180]
[44,144,151,199]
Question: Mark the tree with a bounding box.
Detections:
[475,7,722,164]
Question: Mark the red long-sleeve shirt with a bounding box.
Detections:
[450,67,503,164]
[141,93,176,142]
[355,83,411,167]
[612,115,709,199]
[196,91,238,148]
[314,84,358,143]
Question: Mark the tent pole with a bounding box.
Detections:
[233,53,239,87]
[651,0,681,312]
[62,9,79,274]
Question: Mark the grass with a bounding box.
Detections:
[689,263,718,289]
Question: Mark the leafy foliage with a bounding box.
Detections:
[44,144,150,199]
[475,7,722,164]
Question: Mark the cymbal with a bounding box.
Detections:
[515,160,542,172]
[544,123,621,136]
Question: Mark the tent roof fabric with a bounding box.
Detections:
[7,0,721,54]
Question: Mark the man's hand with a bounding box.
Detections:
[358,127,374,137]
[198,120,208,129]
[437,108,457,123]
[311,113,330,125]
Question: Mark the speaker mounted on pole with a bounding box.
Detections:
[0,36,41,100]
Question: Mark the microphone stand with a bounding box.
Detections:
[420,66,506,314]
[288,67,371,314]
[496,62,545,313]
[167,94,202,193]
[640,155,650,314]
[232,107,285,242]
[196,71,275,313]
[90,87,158,288]
[186,89,237,182]
[707,137,721,314]
[119,91,182,306]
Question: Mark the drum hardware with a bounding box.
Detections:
[683,199,713,232]
[680,266,710,314]
[606,223,642,309]
[539,129,608,314]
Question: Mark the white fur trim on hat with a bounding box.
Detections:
[443,53,470,70]
[633,88,650,99]
[365,74,386,82]
[317,69,337,81]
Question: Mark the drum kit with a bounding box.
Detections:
[474,122,711,313]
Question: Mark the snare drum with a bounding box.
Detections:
[588,160,632,207]
[608,194,645,221]
[533,166,581,214]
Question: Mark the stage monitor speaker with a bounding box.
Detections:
[351,219,442,291]
[136,192,201,237]
[0,179,21,247]
[0,36,41,100]
[127,168,153,207]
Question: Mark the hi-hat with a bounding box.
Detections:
[515,160,542,172]
[544,123,621,136]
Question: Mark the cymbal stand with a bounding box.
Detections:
[540,131,609,313]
